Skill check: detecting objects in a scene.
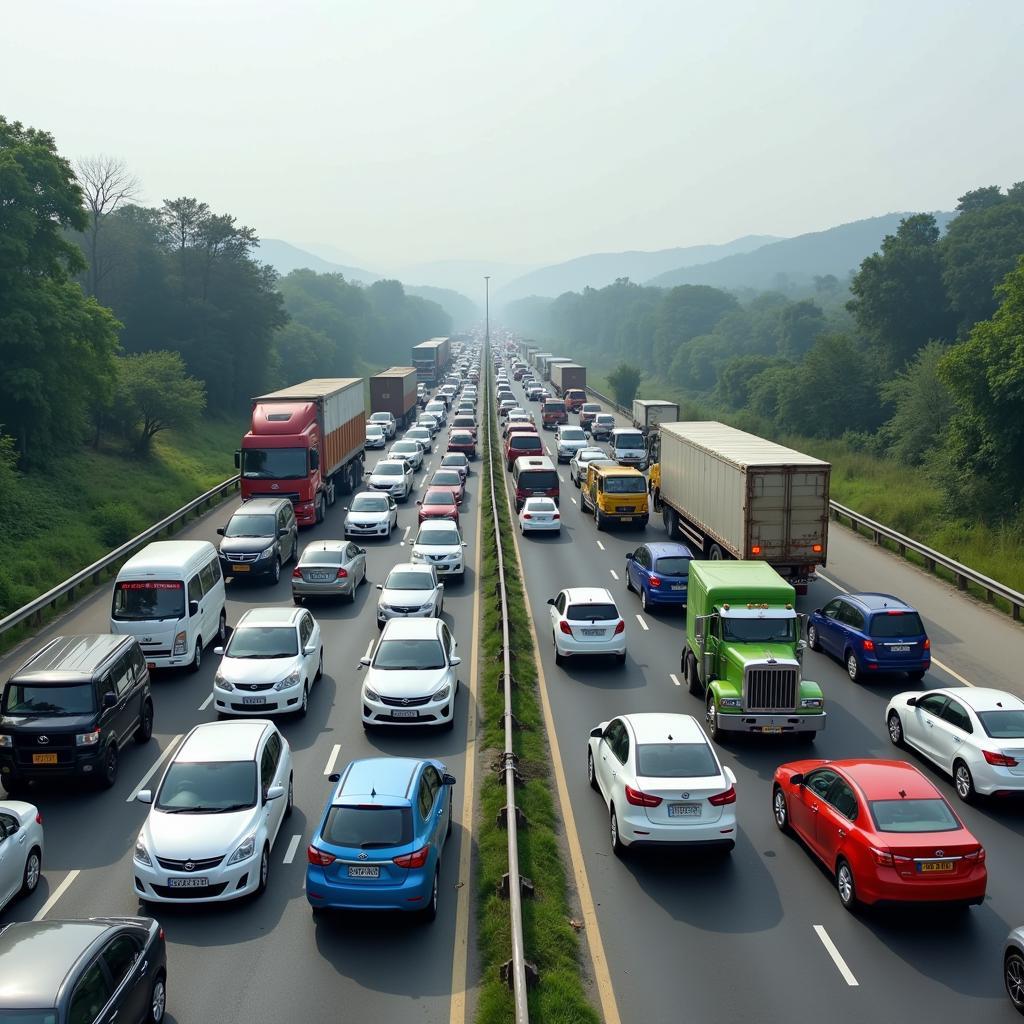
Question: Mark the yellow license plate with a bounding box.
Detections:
[919,860,954,873]
[232,564,250,572]
[32,753,58,765]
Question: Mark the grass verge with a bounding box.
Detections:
[475,369,601,1024]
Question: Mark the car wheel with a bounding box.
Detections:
[135,700,154,743]
[908,669,926,681]
[20,846,41,897]
[610,807,624,857]
[953,759,977,804]
[256,844,270,897]
[807,624,819,651]
[189,639,202,674]
[217,609,227,643]
[625,571,634,593]
[148,973,167,1024]
[836,858,858,911]
[641,587,649,612]
[573,474,580,489]
[347,582,356,604]
[422,868,439,922]
[553,634,564,666]
[271,557,281,585]
[1005,949,1024,1014]
[293,594,303,606]
[315,496,324,524]
[316,650,324,680]
[285,774,294,818]
[772,785,791,834]
[845,650,861,683]
[587,749,599,791]
[100,744,118,789]
[615,650,626,666]
[298,684,309,719]
[887,711,904,748]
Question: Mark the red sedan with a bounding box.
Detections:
[772,758,986,910]
[448,429,476,459]
[429,469,465,505]
[417,487,460,524]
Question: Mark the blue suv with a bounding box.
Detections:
[306,757,455,920]
[807,593,930,682]
[624,542,695,612]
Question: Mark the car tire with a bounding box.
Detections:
[553,634,564,666]
[641,588,650,613]
[887,711,905,748]
[298,684,309,719]
[135,700,154,744]
[615,651,626,666]
[1005,948,1024,1015]
[20,846,41,897]
[908,669,926,681]
[189,639,202,674]
[807,624,820,651]
[953,759,977,804]
[845,650,861,683]
[293,594,303,606]
[445,799,453,838]
[610,807,624,858]
[443,714,455,732]
[421,868,439,922]
[347,583,356,604]
[772,785,791,834]
[256,844,269,897]
[217,609,227,644]
[284,773,294,818]
[587,749,599,791]
[99,744,118,789]
[316,650,324,680]
[625,571,634,593]
[271,558,281,585]
[148,973,167,1024]
[836,858,858,912]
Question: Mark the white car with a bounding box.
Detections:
[411,521,466,582]
[389,440,424,471]
[0,800,43,913]
[555,426,589,463]
[367,459,414,501]
[587,713,737,855]
[213,606,323,718]
[405,427,434,454]
[376,562,444,628]
[365,423,387,449]
[133,720,292,903]
[369,411,396,439]
[886,687,1024,802]
[548,587,626,665]
[344,491,399,538]
[440,452,470,481]
[519,497,561,534]
[360,618,461,730]
[570,447,612,487]
[417,414,440,435]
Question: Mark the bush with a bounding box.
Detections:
[91,502,145,549]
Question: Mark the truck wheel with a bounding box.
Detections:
[663,507,677,536]
[652,489,662,514]
[686,652,702,696]
[315,496,324,524]
[708,543,724,560]
[595,510,605,532]
[706,697,722,743]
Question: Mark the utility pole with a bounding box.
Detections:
[484,275,490,351]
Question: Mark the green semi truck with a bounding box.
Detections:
[681,561,826,742]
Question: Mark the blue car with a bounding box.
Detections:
[306,756,455,920]
[624,542,695,612]
[807,593,930,682]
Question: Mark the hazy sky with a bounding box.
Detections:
[4,0,1023,271]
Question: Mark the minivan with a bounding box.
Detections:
[111,540,227,673]
[512,456,560,511]
[0,634,154,792]
[217,497,298,584]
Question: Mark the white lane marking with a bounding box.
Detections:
[197,693,213,711]
[596,540,605,551]
[817,571,974,687]
[571,498,577,506]
[324,743,342,776]
[609,570,619,580]
[813,925,859,986]
[283,834,302,864]
[363,639,375,661]
[33,870,80,921]
[636,615,649,631]
[544,446,552,456]
[127,735,183,802]
[670,673,681,687]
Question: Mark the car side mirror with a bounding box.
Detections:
[234,450,241,469]
[547,598,555,605]
[343,507,349,512]
[266,784,285,802]
[358,547,366,555]
[328,772,341,783]
[103,692,118,710]
[461,542,467,547]
[359,657,371,667]
[376,584,383,591]
[416,500,422,505]
[813,608,822,616]
[590,726,603,738]
[214,646,225,656]
[442,773,457,786]
[303,644,317,656]
[450,656,462,667]
[134,789,155,805]
[789,773,804,787]
[216,527,225,536]
[906,696,918,707]
[189,600,200,617]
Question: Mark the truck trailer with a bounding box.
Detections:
[542,357,573,382]
[412,337,451,386]
[632,399,680,433]
[551,362,587,395]
[236,378,366,527]
[370,367,418,430]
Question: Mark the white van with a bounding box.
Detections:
[111,541,227,672]
[611,428,647,469]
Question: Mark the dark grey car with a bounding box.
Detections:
[217,498,298,584]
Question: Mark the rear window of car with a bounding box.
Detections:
[869,611,926,637]
[566,603,618,621]
[322,805,412,848]
[525,499,557,512]
[432,472,462,487]
[655,556,691,576]
[869,798,960,833]
[450,432,474,443]
[517,470,558,490]
[636,742,717,779]
[543,401,566,412]
[511,436,542,451]
[301,550,344,565]
[976,710,1024,739]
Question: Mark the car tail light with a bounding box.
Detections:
[35,812,43,825]
[923,638,931,650]
[649,576,661,588]
[625,785,662,807]
[336,568,348,579]
[523,514,533,520]
[393,845,430,869]
[886,610,905,615]
[869,846,893,866]
[964,846,986,862]
[553,513,560,519]
[307,845,336,867]
[559,621,573,635]
[983,750,1018,767]
[613,620,625,635]
[812,544,823,553]
[708,785,736,806]
[292,568,302,578]
[862,639,875,652]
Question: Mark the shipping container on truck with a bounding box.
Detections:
[237,378,366,528]
[531,351,554,371]
[412,337,451,386]
[542,357,573,382]
[657,421,830,591]
[370,366,419,429]
[550,362,587,395]
[632,399,680,432]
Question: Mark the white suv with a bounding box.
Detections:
[548,587,626,665]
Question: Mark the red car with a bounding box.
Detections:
[417,486,460,524]
[447,430,476,459]
[772,758,986,910]
[505,429,544,470]
[429,469,465,505]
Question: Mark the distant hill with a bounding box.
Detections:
[645,213,957,290]
[405,285,480,328]
[496,236,779,303]
[254,239,379,284]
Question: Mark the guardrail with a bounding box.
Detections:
[0,475,241,640]
[583,384,1024,622]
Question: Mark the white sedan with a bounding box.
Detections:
[587,713,737,855]
[0,800,44,912]
[405,427,434,454]
[886,686,1024,802]
[555,426,589,463]
[519,497,560,534]
[548,587,626,665]
[389,440,424,471]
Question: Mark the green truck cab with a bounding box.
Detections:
[681,561,825,742]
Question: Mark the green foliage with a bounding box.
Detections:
[116,351,207,452]
[91,501,145,548]
[716,354,792,409]
[653,284,738,376]
[877,341,953,465]
[607,362,642,406]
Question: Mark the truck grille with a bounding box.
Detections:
[745,666,798,711]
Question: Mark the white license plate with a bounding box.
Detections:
[168,877,209,888]
[667,803,702,817]
[619,516,633,523]
[348,865,380,878]
[241,696,266,705]
[671,585,685,591]
[891,645,911,652]
[310,572,332,581]
[581,628,604,636]
[391,709,418,718]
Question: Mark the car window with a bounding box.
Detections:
[826,779,859,820]
[940,699,973,733]
[613,724,630,765]
[102,932,142,989]
[200,559,218,593]
[188,572,203,604]
[554,592,566,614]
[869,610,926,637]
[97,672,117,707]
[602,720,623,760]
[423,765,442,807]
[111,653,133,697]
[299,616,312,647]
[918,693,949,717]
[822,599,841,619]
[0,813,17,839]
[806,768,839,799]
[69,961,113,1024]
[442,624,455,657]
[417,776,433,818]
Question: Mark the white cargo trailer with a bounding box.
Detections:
[632,399,680,432]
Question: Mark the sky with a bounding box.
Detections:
[3,0,1023,273]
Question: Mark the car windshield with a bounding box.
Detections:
[112,580,186,621]
[226,625,298,659]
[418,527,460,546]
[655,556,691,576]
[583,405,601,413]
[560,429,585,441]
[322,805,413,849]
[567,603,618,621]
[373,638,446,670]
[636,742,718,779]
[392,442,417,452]
[351,494,389,512]
[224,513,275,538]
[595,416,614,425]
[721,617,795,643]
[977,710,1024,739]
[869,798,960,833]
[370,413,391,422]
[374,463,402,476]
[301,549,344,565]
[869,611,926,637]
[0,1012,58,1023]
[367,426,384,436]
[157,760,257,812]
[432,472,461,487]
[407,430,430,440]
[615,432,644,449]
[241,447,306,480]
[385,571,433,591]
[422,492,453,506]
[2,683,95,716]
[605,477,646,494]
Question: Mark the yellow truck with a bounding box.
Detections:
[581,464,649,531]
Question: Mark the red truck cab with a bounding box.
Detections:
[563,388,587,412]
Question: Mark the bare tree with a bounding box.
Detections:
[75,155,140,299]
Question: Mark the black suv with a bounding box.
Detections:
[0,917,167,1023]
[0,635,154,794]
[217,497,299,584]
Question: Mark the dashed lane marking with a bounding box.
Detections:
[283,834,301,864]
[324,744,342,776]
[33,870,80,921]
[197,693,213,711]
[813,925,859,986]
[636,614,649,631]
[127,735,183,803]
[610,570,619,580]
[670,673,681,686]
[596,540,605,551]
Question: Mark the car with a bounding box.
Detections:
[1005,927,1024,1015]
[548,587,626,666]
[0,799,44,912]
[369,411,397,439]
[365,423,387,449]
[0,917,167,1024]
[367,458,414,501]
[429,468,466,504]
[808,593,930,682]
[216,498,299,584]
[563,388,587,413]
[418,487,461,525]
[213,606,324,716]
[425,401,447,426]
[450,414,478,438]
[590,413,615,440]
[624,542,695,612]
[405,426,434,453]
[440,452,470,481]
[343,491,398,539]
[526,385,547,402]
[772,757,986,910]
[448,430,477,459]
[541,399,568,429]
[885,687,1024,802]
[411,521,467,581]
[505,429,544,469]
[294,537,368,602]
[133,719,292,903]
[588,713,736,856]
[498,400,517,419]
[555,425,588,463]
[504,412,534,436]
[360,618,461,731]
[518,497,560,534]
[569,447,612,487]
[389,439,424,471]
[579,403,602,431]
[376,563,444,627]
[417,413,440,435]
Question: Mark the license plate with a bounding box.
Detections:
[348,865,380,878]
[309,572,332,581]
[32,753,58,765]
[759,726,783,734]
[232,564,251,573]
[241,696,266,705]
[391,709,418,718]
[668,802,702,817]
[891,645,911,652]
[918,861,955,873]
[671,585,685,592]
[581,628,603,636]
[168,877,209,888]
[619,516,633,523]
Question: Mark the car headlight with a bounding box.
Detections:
[75,729,101,746]
[274,668,302,691]
[260,545,275,559]
[0,735,11,748]
[719,698,743,708]
[226,835,256,865]
[173,630,187,656]
[364,686,380,702]
[801,698,824,708]
[378,602,392,612]
[214,669,234,690]
[134,839,152,866]
[419,600,435,611]
[411,551,426,561]
[432,685,450,702]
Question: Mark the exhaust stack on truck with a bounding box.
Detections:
[370,367,418,430]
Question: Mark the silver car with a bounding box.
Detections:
[440,452,470,481]
[389,440,424,471]
[376,562,444,628]
[570,447,612,487]
[405,427,434,454]
[367,459,413,501]
[365,423,387,449]
[291,540,367,603]
[1006,927,1024,1015]
[344,491,398,538]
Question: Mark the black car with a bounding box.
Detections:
[0,917,167,1023]
[217,497,298,584]
[0,635,154,794]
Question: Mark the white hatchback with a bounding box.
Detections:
[519,497,561,534]
[549,587,626,665]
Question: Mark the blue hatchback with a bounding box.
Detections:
[807,593,930,682]
[624,542,695,612]
[306,756,455,920]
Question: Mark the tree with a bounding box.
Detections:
[607,363,642,407]
[877,341,953,464]
[716,355,792,410]
[652,285,738,377]
[956,186,1004,213]
[777,300,826,360]
[117,351,206,452]
[75,155,139,300]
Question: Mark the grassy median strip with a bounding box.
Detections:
[475,376,600,1024]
